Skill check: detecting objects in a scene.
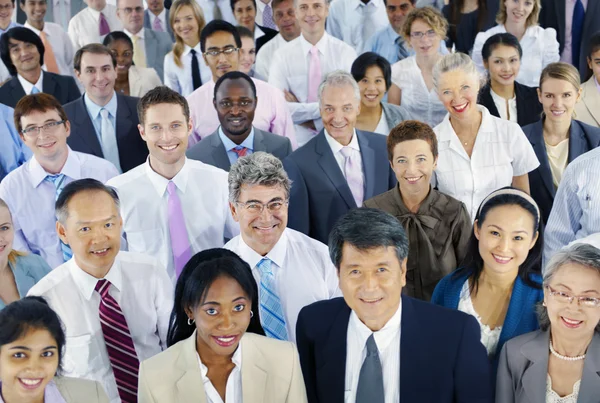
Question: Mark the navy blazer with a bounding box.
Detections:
[478,82,542,127]
[64,94,148,172]
[523,119,600,224]
[296,296,493,403]
[0,72,80,108]
[283,129,396,244]
[255,24,279,54]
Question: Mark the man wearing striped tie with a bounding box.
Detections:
[28,178,174,403]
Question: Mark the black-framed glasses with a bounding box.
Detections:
[21,120,66,137]
[235,200,288,214]
[204,47,239,57]
[545,285,600,308]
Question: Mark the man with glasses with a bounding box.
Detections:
[107,86,239,282]
[0,93,118,268]
[225,151,340,342]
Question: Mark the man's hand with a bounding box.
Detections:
[284,89,299,103]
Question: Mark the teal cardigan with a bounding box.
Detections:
[0,253,51,310]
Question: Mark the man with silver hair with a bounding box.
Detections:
[283,70,396,244]
[225,151,340,342]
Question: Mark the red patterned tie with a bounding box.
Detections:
[95,279,139,403]
[232,146,248,158]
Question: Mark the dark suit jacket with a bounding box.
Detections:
[296,296,494,403]
[255,24,279,54]
[283,129,396,244]
[478,82,542,127]
[523,119,600,224]
[144,9,175,41]
[186,126,292,171]
[0,72,80,108]
[63,94,148,172]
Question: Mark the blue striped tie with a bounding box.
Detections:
[45,174,73,262]
[256,258,288,340]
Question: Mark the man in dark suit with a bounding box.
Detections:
[296,207,493,403]
[187,71,292,170]
[144,0,175,41]
[283,70,396,244]
[64,43,148,173]
[0,27,80,108]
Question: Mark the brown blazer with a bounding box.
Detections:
[54,376,109,402]
[575,78,600,128]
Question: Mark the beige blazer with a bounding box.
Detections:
[575,78,600,128]
[138,331,308,403]
[54,376,109,403]
[129,65,163,98]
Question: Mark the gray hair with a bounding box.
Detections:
[55,179,120,225]
[432,52,486,92]
[228,152,292,203]
[318,70,361,109]
[328,208,409,270]
[536,243,600,331]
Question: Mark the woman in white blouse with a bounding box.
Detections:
[387,7,448,128]
[472,0,560,88]
[432,52,539,219]
[163,0,212,96]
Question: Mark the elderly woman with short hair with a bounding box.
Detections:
[496,243,600,402]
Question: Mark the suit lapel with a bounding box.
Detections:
[241,336,268,403]
[497,277,528,349]
[318,302,351,402]
[73,97,104,156]
[42,72,57,97]
[480,86,501,118]
[515,82,539,126]
[528,121,555,197]
[399,296,426,400]
[579,333,600,403]
[583,80,600,126]
[9,78,26,105]
[253,128,268,152]
[521,331,550,403]
[174,332,208,403]
[567,121,588,163]
[356,130,375,200]
[115,94,134,152]
[209,129,231,171]
[315,131,356,209]
[145,30,158,68]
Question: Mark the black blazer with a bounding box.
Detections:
[296,296,493,403]
[64,94,148,172]
[0,72,80,108]
[523,119,600,224]
[478,82,542,127]
[283,129,396,244]
[255,24,278,54]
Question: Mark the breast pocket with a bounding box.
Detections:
[63,334,92,377]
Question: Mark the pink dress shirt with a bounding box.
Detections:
[561,0,588,64]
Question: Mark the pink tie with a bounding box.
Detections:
[99,12,110,36]
[340,147,364,207]
[167,181,192,277]
[152,16,164,32]
[307,46,321,103]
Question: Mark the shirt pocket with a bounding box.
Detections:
[63,334,92,377]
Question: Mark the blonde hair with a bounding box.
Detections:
[0,198,26,265]
[432,52,486,91]
[401,6,448,45]
[539,62,581,91]
[496,0,541,28]
[170,0,206,68]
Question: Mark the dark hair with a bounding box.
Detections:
[230,0,256,12]
[200,20,242,53]
[55,179,120,225]
[166,248,265,346]
[0,27,45,76]
[74,43,117,72]
[329,208,409,270]
[456,187,544,293]
[102,31,134,49]
[138,86,191,125]
[13,93,68,134]
[588,31,600,58]
[447,0,487,46]
[236,25,254,40]
[386,120,438,160]
[214,70,257,100]
[481,33,523,62]
[0,296,66,374]
[382,0,417,5]
[351,52,392,91]
[20,0,46,5]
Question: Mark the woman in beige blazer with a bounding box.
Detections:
[0,297,109,403]
[139,248,308,403]
[574,33,600,128]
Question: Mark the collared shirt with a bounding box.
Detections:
[27,251,173,403]
[562,0,588,64]
[326,0,388,52]
[52,0,72,31]
[433,105,540,219]
[255,0,275,29]
[269,33,357,146]
[124,27,146,65]
[323,128,364,184]
[0,149,118,268]
[197,345,243,403]
[224,228,341,342]
[106,158,239,282]
[345,301,402,403]
[67,4,123,50]
[0,103,32,181]
[196,0,236,24]
[490,88,518,123]
[148,8,167,33]
[164,43,212,96]
[24,21,75,77]
[187,77,297,148]
[17,71,44,95]
[0,380,66,402]
[218,126,255,165]
[255,33,286,80]
[0,21,19,36]
[472,24,560,88]
[0,254,51,311]
[84,91,117,145]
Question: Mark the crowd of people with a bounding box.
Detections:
[0,0,600,402]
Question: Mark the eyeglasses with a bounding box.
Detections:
[410,29,437,39]
[235,200,288,214]
[120,6,144,14]
[204,47,239,57]
[545,285,600,308]
[21,120,65,137]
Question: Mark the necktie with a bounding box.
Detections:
[131,35,147,68]
[395,36,409,61]
[40,32,60,74]
[95,279,140,403]
[167,181,192,278]
[307,46,321,103]
[340,147,364,207]
[30,86,40,94]
[256,258,288,340]
[212,0,223,20]
[99,12,110,36]
[45,174,73,262]
[99,108,122,173]
[361,3,377,47]
[262,3,276,30]
[232,146,248,159]
[355,334,385,403]
[152,16,164,32]
[190,49,202,90]
[571,0,585,70]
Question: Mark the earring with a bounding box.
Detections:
[250,310,254,318]
[542,301,546,307]
[187,317,195,326]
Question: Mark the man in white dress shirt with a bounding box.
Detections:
[68,0,122,51]
[107,86,239,282]
[326,0,388,52]
[28,178,173,403]
[268,0,357,146]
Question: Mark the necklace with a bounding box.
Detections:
[549,338,586,361]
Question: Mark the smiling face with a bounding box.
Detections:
[76,52,117,106]
[23,0,47,25]
[20,109,70,166]
[320,84,360,146]
[295,0,328,38]
[408,18,442,57]
[116,0,144,34]
[173,5,200,44]
[0,0,15,29]
[233,0,256,31]
[437,69,481,122]
[203,31,240,80]
[107,39,133,77]
[273,0,299,41]
[239,36,255,74]
[391,139,437,199]
[538,77,581,123]
[588,49,600,84]
[214,78,256,138]
[0,204,14,261]
[504,0,534,26]
[386,0,414,33]
[357,65,387,108]
[484,44,521,87]
[0,328,59,403]
[8,38,41,75]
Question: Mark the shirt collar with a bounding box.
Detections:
[28,147,81,188]
[595,76,600,93]
[24,21,45,35]
[256,0,271,12]
[299,32,328,56]
[68,253,123,301]
[144,157,191,197]
[437,105,493,141]
[236,228,288,270]
[124,27,145,39]
[0,21,19,35]
[352,0,382,10]
[183,42,202,57]
[197,342,242,377]
[324,128,360,154]
[218,126,255,151]
[87,6,107,19]
[386,24,401,41]
[84,91,118,120]
[17,71,43,95]
[350,297,402,348]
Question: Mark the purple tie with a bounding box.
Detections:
[307,46,321,103]
[167,181,192,277]
[340,147,364,207]
[95,279,139,403]
[262,3,276,30]
[152,16,164,32]
[99,12,110,36]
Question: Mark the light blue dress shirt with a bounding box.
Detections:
[0,253,51,310]
[218,127,255,166]
[0,21,20,37]
[83,91,118,144]
[0,104,32,181]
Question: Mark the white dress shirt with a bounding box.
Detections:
[323,128,365,185]
[268,33,357,146]
[68,5,123,51]
[198,345,242,403]
[326,0,388,52]
[164,44,213,96]
[345,301,401,403]
[24,21,75,77]
[196,0,236,24]
[255,33,286,80]
[0,148,118,269]
[17,72,44,95]
[52,0,72,31]
[106,158,239,282]
[224,228,341,342]
[433,105,540,219]
[27,251,173,403]
[490,88,518,123]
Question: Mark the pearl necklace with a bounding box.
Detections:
[549,339,586,361]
